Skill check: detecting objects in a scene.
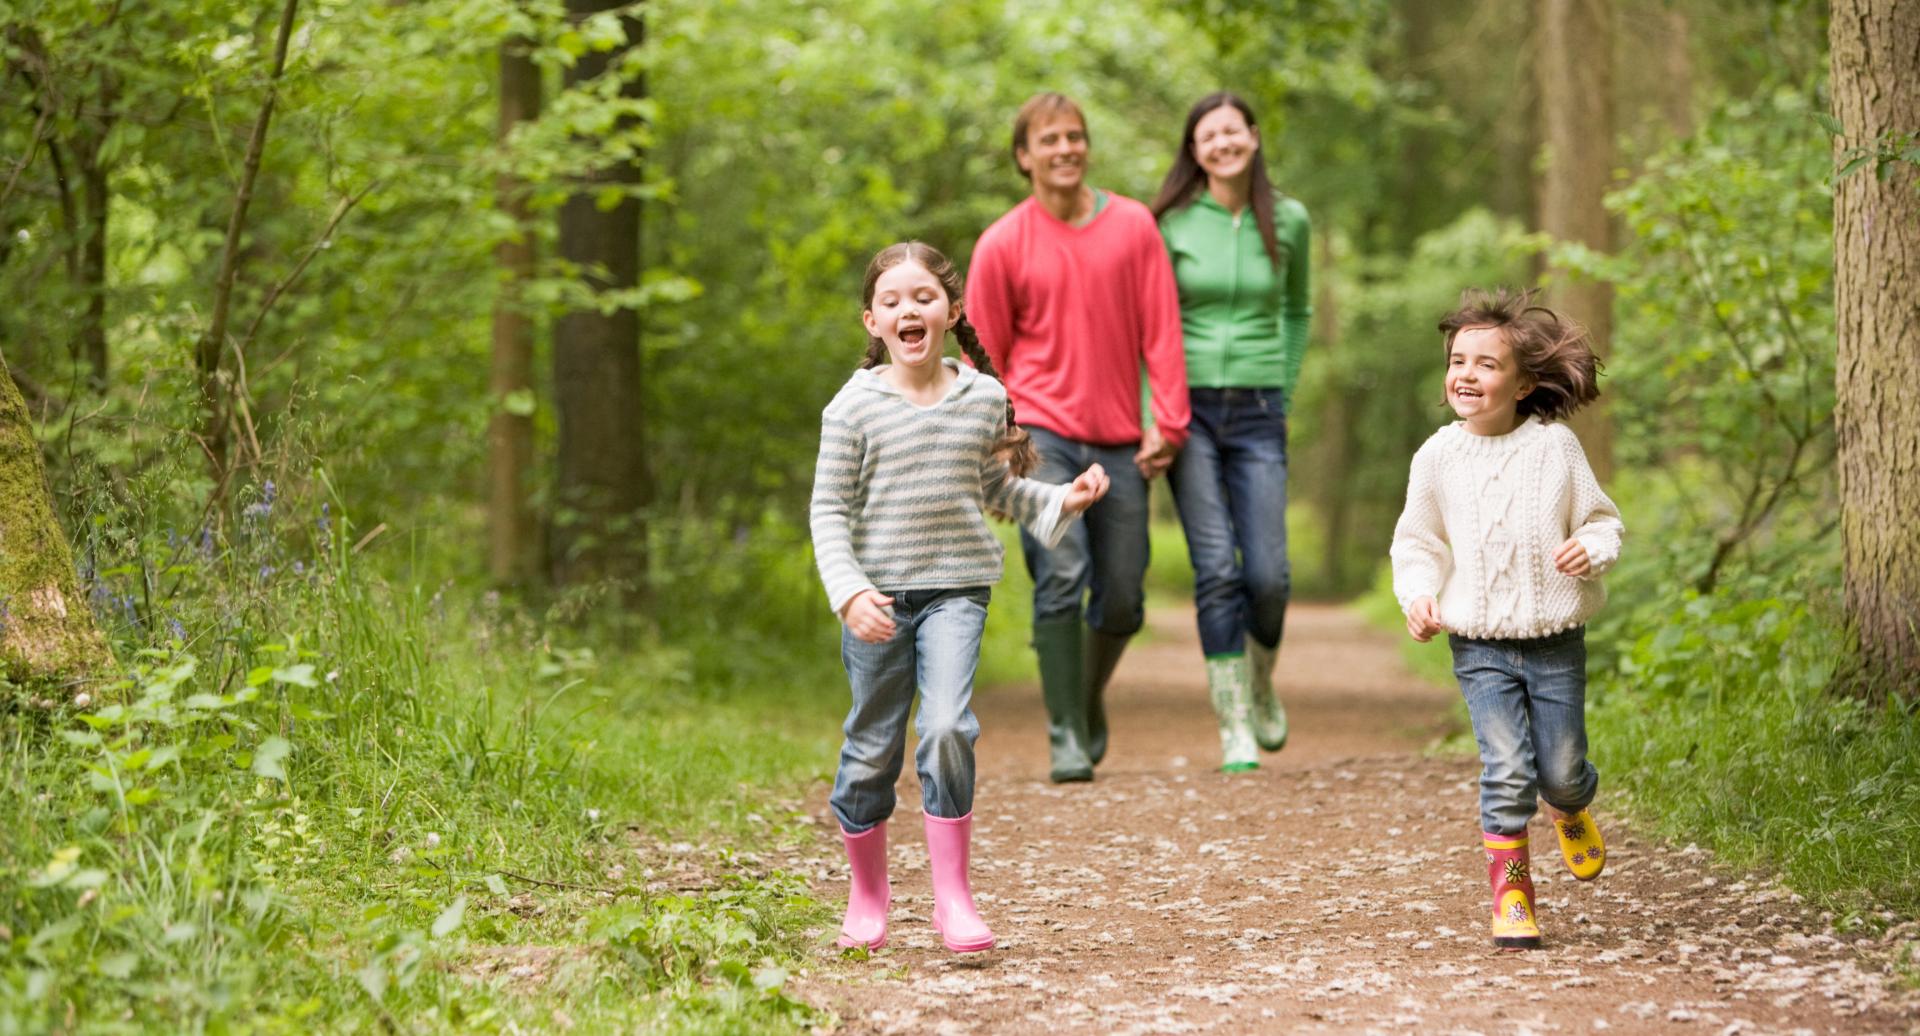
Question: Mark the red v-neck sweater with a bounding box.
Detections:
[966,194,1191,450]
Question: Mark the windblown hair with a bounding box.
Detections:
[1437,288,1602,421]
[1148,92,1286,271]
[1009,92,1089,179]
[860,241,1038,476]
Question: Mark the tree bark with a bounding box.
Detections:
[1307,227,1352,592]
[489,28,541,587]
[551,0,648,591]
[1830,0,1920,690]
[0,346,111,691]
[1535,0,1615,481]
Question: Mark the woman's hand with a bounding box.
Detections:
[1406,596,1444,642]
[1062,463,1111,515]
[1552,538,1591,577]
[840,589,897,643]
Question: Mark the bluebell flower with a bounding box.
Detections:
[258,564,276,581]
[293,560,306,575]
[167,618,186,643]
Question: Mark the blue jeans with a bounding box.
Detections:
[1449,626,1599,835]
[830,587,990,833]
[1169,387,1292,657]
[1019,426,1150,635]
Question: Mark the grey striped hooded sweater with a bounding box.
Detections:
[810,360,1072,615]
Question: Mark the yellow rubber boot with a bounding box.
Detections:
[1550,807,1606,880]
[1484,831,1541,950]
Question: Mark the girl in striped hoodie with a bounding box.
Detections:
[811,241,1110,953]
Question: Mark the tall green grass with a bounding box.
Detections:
[0,495,846,1033]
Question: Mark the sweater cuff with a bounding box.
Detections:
[1574,533,1619,579]
[1025,483,1074,550]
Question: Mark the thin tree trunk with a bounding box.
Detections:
[197,0,299,482]
[1308,228,1350,592]
[1830,0,1920,690]
[489,28,541,586]
[76,135,109,390]
[0,346,111,692]
[1535,0,1615,481]
[1660,7,1693,139]
[552,0,648,591]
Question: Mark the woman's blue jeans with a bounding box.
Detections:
[1019,426,1150,636]
[1449,626,1599,835]
[830,587,990,833]
[1168,387,1292,657]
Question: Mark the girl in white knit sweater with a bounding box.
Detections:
[1390,288,1624,950]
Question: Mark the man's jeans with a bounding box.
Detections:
[830,587,990,833]
[1019,426,1150,635]
[1449,626,1599,835]
[1168,387,1292,657]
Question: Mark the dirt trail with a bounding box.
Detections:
[793,603,1919,1034]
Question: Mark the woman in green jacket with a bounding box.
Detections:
[1149,92,1311,772]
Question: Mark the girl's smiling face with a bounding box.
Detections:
[1447,325,1534,434]
[863,260,958,372]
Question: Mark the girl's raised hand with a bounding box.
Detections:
[1062,463,1111,515]
[1406,596,1444,642]
[840,589,897,643]
[1552,537,1592,577]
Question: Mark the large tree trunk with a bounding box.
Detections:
[0,347,111,691]
[489,28,542,586]
[1830,0,1920,691]
[551,0,648,591]
[1307,227,1351,592]
[1535,0,1615,482]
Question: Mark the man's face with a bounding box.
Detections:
[1016,111,1089,194]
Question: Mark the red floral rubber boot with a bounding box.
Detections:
[836,821,890,950]
[923,812,995,952]
[1549,807,1606,881]
[1484,830,1541,950]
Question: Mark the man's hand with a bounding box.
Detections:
[840,589,897,644]
[1406,596,1444,642]
[1062,463,1111,515]
[1133,425,1178,480]
[1552,538,1591,577]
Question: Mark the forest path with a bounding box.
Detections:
[791,603,1917,1034]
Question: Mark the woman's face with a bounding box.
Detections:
[1192,104,1258,185]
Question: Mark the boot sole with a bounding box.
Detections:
[1493,935,1541,949]
[1049,769,1094,783]
[935,928,996,952]
[1220,762,1259,773]
[836,933,887,951]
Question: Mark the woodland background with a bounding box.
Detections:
[1,0,1916,1030]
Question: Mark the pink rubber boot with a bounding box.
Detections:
[837,821,890,950]
[923,812,996,952]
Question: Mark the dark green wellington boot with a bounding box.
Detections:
[1083,627,1130,765]
[1034,619,1094,782]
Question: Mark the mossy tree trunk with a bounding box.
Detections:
[0,349,111,690]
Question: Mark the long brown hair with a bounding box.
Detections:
[1148,92,1286,270]
[1437,287,1602,421]
[859,242,1038,476]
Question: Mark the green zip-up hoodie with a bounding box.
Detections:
[1158,191,1312,391]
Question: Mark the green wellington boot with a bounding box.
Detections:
[1083,627,1129,765]
[1034,619,1094,782]
[1247,637,1288,752]
[1208,653,1259,772]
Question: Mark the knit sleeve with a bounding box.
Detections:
[1561,428,1624,578]
[809,410,875,615]
[981,411,1072,549]
[1390,440,1451,613]
[1278,198,1313,396]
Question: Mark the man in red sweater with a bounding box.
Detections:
[967,92,1192,783]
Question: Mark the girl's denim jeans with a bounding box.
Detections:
[1168,387,1292,657]
[1449,625,1599,835]
[830,587,990,833]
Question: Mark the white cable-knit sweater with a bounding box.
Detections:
[1390,417,1624,640]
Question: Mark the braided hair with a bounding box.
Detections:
[860,242,1038,476]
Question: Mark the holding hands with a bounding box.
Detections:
[1133,426,1178,480]
[1062,463,1111,515]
